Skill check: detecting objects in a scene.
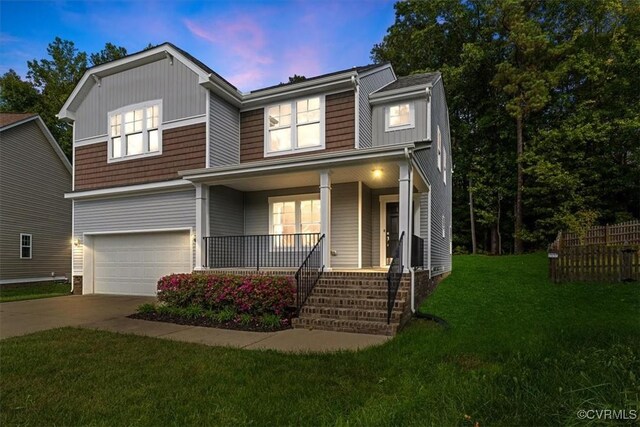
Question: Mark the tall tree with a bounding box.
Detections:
[0,69,40,113]
[89,43,128,67]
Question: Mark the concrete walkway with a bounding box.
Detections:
[0,295,390,352]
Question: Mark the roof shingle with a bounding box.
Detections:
[0,113,37,128]
[378,72,441,92]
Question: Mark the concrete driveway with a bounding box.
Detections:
[0,294,154,339]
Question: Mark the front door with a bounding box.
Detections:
[385,202,400,263]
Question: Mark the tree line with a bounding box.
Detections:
[372,0,639,253]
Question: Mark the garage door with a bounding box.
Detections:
[93,231,191,295]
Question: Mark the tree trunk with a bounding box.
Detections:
[469,177,477,254]
[514,115,524,254]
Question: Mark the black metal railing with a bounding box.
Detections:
[411,234,425,268]
[204,233,321,270]
[294,234,325,314]
[386,231,405,324]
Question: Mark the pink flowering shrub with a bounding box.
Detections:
[157,273,295,317]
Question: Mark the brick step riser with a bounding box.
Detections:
[311,288,409,299]
[292,318,397,336]
[305,297,405,310]
[299,308,403,322]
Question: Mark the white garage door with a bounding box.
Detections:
[93,231,191,295]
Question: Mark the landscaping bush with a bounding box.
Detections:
[156,273,295,318]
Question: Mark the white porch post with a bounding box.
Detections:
[194,183,208,270]
[320,170,332,271]
[398,161,411,272]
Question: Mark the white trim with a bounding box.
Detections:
[427,190,432,275]
[267,193,320,235]
[20,233,32,259]
[71,122,76,190]
[0,276,68,285]
[369,89,429,105]
[107,99,163,163]
[83,227,192,236]
[263,95,326,157]
[426,87,432,140]
[437,125,442,172]
[379,194,399,268]
[243,72,356,105]
[205,91,211,167]
[74,134,109,147]
[65,179,191,200]
[354,77,360,149]
[71,200,75,292]
[162,114,206,129]
[357,181,362,269]
[384,101,416,132]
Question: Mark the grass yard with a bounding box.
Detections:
[1,253,638,426]
[0,281,71,303]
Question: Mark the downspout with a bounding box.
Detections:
[405,148,416,313]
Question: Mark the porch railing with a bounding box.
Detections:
[204,233,321,270]
[411,234,424,268]
[386,231,405,324]
[294,234,325,314]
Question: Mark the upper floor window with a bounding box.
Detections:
[265,96,324,156]
[385,102,415,131]
[20,233,32,259]
[437,125,442,171]
[108,101,162,162]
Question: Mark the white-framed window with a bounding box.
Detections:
[443,145,447,185]
[442,215,446,238]
[265,96,324,156]
[20,233,32,259]
[108,100,162,162]
[385,102,415,131]
[269,194,321,246]
[437,125,442,171]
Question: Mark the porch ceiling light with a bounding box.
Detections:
[73,238,80,247]
[372,168,383,179]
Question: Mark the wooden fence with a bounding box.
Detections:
[548,220,640,283]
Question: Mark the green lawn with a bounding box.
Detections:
[0,281,71,303]
[1,253,638,426]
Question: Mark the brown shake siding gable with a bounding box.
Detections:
[74,123,205,191]
[240,90,356,163]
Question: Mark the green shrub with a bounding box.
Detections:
[238,313,253,326]
[182,305,204,319]
[156,304,172,316]
[216,307,237,323]
[137,303,156,314]
[260,313,281,329]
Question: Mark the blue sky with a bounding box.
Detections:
[0,0,395,92]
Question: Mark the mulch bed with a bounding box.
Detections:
[128,312,293,333]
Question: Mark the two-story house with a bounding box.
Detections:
[59,43,452,334]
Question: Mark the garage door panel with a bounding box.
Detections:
[93,231,191,296]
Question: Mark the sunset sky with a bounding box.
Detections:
[0,0,396,91]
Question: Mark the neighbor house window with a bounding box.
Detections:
[109,101,161,161]
[442,215,446,238]
[266,96,324,155]
[385,102,415,131]
[269,195,321,246]
[437,125,442,171]
[20,233,32,259]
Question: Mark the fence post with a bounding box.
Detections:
[605,224,609,245]
[548,250,559,283]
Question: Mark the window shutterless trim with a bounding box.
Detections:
[107,99,163,163]
[384,101,415,132]
[20,233,32,259]
[268,193,321,235]
[263,96,326,157]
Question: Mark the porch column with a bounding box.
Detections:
[194,183,208,270]
[320,170,332,271]
[398,161,411,272]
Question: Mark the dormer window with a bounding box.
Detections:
[385,102,415,131]
[265,96,324,156]
[108,101,162,162]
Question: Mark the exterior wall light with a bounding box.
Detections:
[372,168,383,179]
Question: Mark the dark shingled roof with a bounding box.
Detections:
[0,112,37,128]
[378,72,441,92]
[249,63,387,94]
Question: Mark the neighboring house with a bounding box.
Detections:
[0,113,72,284]
[58,43,452,332]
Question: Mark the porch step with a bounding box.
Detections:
[291,317,398,336]
[310,286,408,300]
[316,278,409,288]
[304,295,405,310]
[299,305,403,322]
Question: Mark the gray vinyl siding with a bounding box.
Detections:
[209,93,240,167]
[0,121,72,281]
[358,67,396,148]
[209,186,244,235]
[73,189,196,274]
[360,182,372,267]
[371,98,429,146]
[330,183,359,268]
[75,58,207,140]
[413,79,452,275]
[243,186,318,235]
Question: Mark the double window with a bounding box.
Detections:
[109,101,162,161]
[20,233,32,259]
[265,96,324,155]
[437,125,442,172]
[269,195,321,246]
[385,102,415,131]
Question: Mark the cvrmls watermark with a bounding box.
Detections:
[577,409,637,420]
